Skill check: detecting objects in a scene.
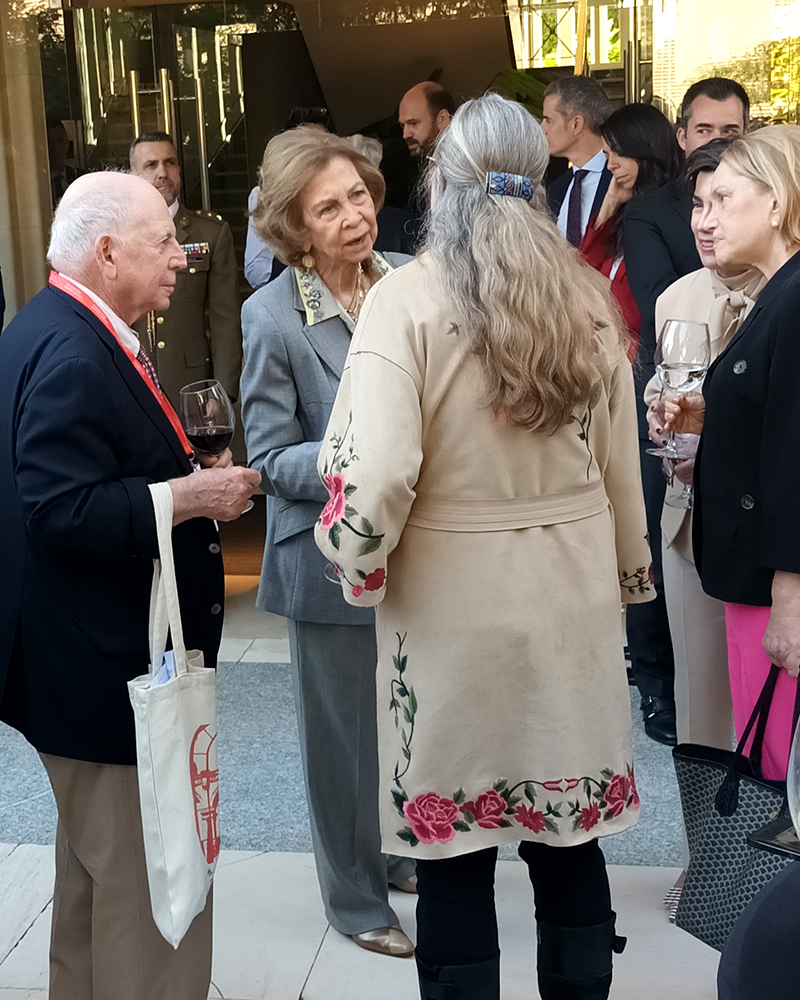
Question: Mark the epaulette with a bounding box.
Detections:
[194,209,224,223]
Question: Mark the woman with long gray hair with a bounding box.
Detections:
[315,93,653,999]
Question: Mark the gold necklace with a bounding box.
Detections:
[344,264,367,322]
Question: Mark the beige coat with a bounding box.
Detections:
[315,255,654,860]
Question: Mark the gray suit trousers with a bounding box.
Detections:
[287,619,415,935]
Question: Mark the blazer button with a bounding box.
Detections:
[210,603,222,615]
[156,316,165,325]
[209,542,221,554]
[740,494,755,510]
[733,360,747,374]
[157,341,166,349]
[189,267,196,274]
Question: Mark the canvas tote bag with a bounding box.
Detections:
[128,481,220,948]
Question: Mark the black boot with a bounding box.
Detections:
[536,915,626,1000]
[416,953,501,1000]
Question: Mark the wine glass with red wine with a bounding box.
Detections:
[179,379,253,513]
[179,379,235,456]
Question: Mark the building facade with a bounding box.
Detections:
[1,0,798,327]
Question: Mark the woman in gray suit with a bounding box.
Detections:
[240,127,416,957]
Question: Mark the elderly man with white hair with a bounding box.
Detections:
[0,171,260,1000]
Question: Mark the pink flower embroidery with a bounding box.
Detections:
[604,774,631,818]
[320,473,346,530]
[364,568,386,592]
[462,790,507,829]
[580,801,601,831]
[542,778,579,793]
[648,564,654,585]
[352,585,364,597]
[404,793,459,844]
[627,764,640,808]
[515,805,546,833]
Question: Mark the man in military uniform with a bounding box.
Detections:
[130,131,242,406]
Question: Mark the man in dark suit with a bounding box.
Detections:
[623,77,749,744]
[542,76,612,246]
[0,172,259,999]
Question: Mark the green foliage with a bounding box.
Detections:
[491,68,548,119]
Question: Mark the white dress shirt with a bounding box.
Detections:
[244,186,275,290]
[556,149,607,244]
[168,199,179,220]
[63,275,141,355]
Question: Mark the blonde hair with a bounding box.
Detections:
[423,93,623,434]
[720,125,800,249]
[253,129,386,266]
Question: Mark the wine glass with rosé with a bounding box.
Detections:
[646,319,710,510]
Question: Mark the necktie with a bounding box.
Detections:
[136,344,162,392]
[565,168,589,247]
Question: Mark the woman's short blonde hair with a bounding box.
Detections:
[721,125,800,249]
[253,129,386,266]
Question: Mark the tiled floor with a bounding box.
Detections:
[0,845,718,1000]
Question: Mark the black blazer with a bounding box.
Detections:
[693,252,800,607]
[0,286,224,764]
[546,163,612,235]
[623,179,701,436]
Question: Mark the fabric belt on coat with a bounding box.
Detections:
[406,480,609,532]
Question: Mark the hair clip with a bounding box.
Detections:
[485,171,534,202]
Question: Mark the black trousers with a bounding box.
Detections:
[415,841,612,968]
[625,431,676,701]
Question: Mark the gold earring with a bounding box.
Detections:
[302,252,315,269]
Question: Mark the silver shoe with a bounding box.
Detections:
[351,924,414,957]
[389,875,418,894]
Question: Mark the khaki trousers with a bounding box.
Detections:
[662,518,733,751]
[40,753,213,1000]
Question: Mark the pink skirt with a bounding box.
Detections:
[726,604,799,782]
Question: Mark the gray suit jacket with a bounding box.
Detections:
[241,256,409,624]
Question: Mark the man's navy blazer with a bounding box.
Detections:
[0,285,224,764]
[546,162,612,234]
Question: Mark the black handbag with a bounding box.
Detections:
[672,664,800,952]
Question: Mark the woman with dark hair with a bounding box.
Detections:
[579,103,681,361]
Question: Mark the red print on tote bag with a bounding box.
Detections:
[190,725,220,864]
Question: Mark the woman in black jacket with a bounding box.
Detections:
[666,126,800,780]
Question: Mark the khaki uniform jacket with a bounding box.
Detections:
[315,254,654,859]
[134,204,242,406]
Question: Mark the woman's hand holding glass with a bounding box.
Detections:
[647,319,710,509]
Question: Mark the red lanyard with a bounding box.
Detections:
[49,271,193,459]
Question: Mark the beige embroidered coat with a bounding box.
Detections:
[315,255,654,860]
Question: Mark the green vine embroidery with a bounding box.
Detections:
[620,565,653,595]
[389,633,417,787]
[388,634,639,848]
[568,379,602,480]
[320,412,385,557]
